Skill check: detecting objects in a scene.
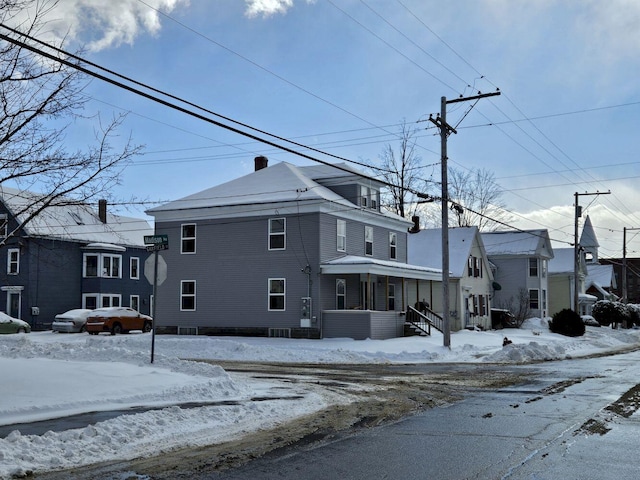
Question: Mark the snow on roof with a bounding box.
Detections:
[146,161,406,224]
[408,227,483,277]
[548,248,576,274]
[481,229,554,259]
[147,162,354,213]
[0,187,152,247]
[586,263,616,289]
[321,254,441,281]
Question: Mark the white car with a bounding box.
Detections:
[52,309,94,333]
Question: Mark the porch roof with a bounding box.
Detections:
[321,255,442,281]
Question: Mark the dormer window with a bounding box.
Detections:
[0,213,7,238]
[360,186,369,207]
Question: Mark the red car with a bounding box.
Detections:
[85,307,153,335]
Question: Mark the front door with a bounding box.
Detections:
[8,291,20,318]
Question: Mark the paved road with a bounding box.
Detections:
[204,352,640,480]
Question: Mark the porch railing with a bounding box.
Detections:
[405,305,444,335]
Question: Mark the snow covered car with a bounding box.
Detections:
[51,309,94,333]
[0,312,31,334]
[85,307,153,335]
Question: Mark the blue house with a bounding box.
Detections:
[0,187,154,329]
[146,157,441,340]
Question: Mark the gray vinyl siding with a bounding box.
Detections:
[490,257,529,309]
[154,213,322,330]
[323,311,404,339]
[319,212,407,263]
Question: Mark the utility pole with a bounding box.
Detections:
[623,227,640,303]
[429,90,500,348]
[573,191,610,312]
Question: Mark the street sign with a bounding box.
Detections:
[144,234,168,251]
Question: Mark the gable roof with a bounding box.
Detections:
[408,226,491,278]
[0,187,152,247]
[586,263,616,289]
[548,248,586,275]
[147,161,408,225]
[481,229,554,259]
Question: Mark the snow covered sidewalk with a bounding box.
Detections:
[1,318,639,478]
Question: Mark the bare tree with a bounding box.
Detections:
[0,0,142,244]
[376,119,431,219]
[423,166,511,231]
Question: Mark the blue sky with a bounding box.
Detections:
[13,0,640,258]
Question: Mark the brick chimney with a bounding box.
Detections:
[98,199,107,224]
[254,156,268,171]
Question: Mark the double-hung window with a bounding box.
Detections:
[0,214,7,238]
[529,289,539,309]
[102,254,121,278]
[529,258,538,277]
[337,219,346,252]
[269,218,286,250]
[365,226,373,256]
[7,248,19,275]
[130,257,140,279]
[268,278,286,310]
[181,280,196,311]
[389,232,397,260]
[181,224,196,254]
[336,279,346,309]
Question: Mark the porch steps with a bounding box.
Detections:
[404,305,445,337]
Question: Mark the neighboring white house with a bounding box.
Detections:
[408,227,494,331]
[481,229,554,319]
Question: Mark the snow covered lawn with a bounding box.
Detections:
[1,319,639,478]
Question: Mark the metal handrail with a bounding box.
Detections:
[406,305,444,334]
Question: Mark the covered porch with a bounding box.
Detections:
[319,255,442,340]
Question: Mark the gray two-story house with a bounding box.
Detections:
[0,187,154,329]
[146,158,441,340]
[481,229,554,318]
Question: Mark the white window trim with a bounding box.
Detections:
[268,218,286,251]
[7,248,19,275]
[529,258,539,277]
[130,257,140,280]
[101,254,122,278]
[389,232,397,260]
[268,278,286,311]
[336,278,346,310]
[337,219,346,252]
[102,294,121,308]
[130,295,140,312]
[181,223,197,254]
[388,283,396,310]
[0,213,7,238]
[180,280,197,311]
[529,288,540,309]
[365,226,373,257]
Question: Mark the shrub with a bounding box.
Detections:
[627,304,640,327]
[592,300,630,328]
[549,309,585,337]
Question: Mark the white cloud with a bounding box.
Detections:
[16,0,190,51]
[244,0,316,18]
[245,0,293,18]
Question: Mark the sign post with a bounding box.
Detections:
[144,235,169,363]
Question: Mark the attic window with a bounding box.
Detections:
[0,213,7,238]
[69,211,84,225]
